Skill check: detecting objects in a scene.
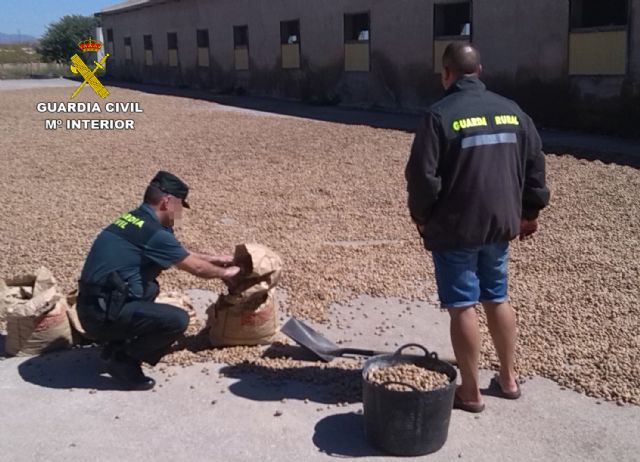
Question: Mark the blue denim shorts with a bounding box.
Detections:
[432,241,509,308]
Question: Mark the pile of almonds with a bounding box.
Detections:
[1,86,638,404]
[368,363,450,392]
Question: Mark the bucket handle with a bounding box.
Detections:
[379,380,420,392]
[393,343,438,361]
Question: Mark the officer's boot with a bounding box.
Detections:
[106,352,155,391]
[100,341,125,363]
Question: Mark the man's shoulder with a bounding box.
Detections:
[483,90,530,118]
[144,225,188,267]
[89,226,134,256]
[427,93,458,115]
[146,226,183,248]
[426,90,487,121]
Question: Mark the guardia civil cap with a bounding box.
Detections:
[150,171,190,208]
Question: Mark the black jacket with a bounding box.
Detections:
[405,76,550,251]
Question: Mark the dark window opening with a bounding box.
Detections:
[233,25,249,47]
[124,36,131,46]
[197,29,209,47]
[106,29,114,42]
[570,0,628,29]
[344,13,370,42]
[143,34,153,50]
[167,32,178,50]
[434,2,471,37]
[280,20,300,44]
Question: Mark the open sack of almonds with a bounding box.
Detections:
[0,267,73,356]
[206,243,282,346]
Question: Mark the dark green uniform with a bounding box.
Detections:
[77,202,189,365]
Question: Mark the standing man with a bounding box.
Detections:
[78,171,240,390]
[405,43,550,412]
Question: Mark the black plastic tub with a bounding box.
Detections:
[362,343,457,456]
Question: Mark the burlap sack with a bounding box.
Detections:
[0,267,61,319]
[5,301,72,356]
[231,243,282,298]
[1,267,73,356]
[207,244,282,346]
[64,289,93,343]
[207,291,278,346]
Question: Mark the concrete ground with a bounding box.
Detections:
[1,290,638,462]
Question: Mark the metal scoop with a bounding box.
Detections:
[281,317,457,364]
[280,317,382,362]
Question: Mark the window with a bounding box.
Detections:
[280,20,300,45]
[167,32,178,67]
[280,20,301,69]
[124,36,132,61]
[233,25,249,70]
[568,0,628,75]
[570,0,628,29]
[344,13,370,42]
[344,13,370,72]
[434,2,471,38]
[143,34,153,66]
[197,29,209,48]
[233,25,249,48]
[196,29,210,67]
[167,33,178,50]
[433,2,471,73]
[105,29,114,55]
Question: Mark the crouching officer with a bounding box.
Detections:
[77,171,240,390]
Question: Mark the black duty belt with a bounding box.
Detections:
[78,272,130,322]
[78,281,107,298]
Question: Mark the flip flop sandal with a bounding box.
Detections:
[453,393,485,413]
[489,376,522,400]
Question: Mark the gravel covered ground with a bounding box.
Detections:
[0,86,638,404]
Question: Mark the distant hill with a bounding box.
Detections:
[0,32,38,44]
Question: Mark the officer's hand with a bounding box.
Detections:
[208,255,235,267]
[519,218,538,241]
[221,266,241,281]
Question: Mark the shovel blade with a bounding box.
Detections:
[280,317,340,362]
[281,317,458,365]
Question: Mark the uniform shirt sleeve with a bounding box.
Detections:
[405,111,443,225]
[521,116,551,219]
[144,229,189,269]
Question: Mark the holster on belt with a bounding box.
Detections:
[79,271,129,322]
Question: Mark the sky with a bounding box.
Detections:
[0,0,118,38]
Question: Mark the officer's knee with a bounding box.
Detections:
[154,304,190,334]
[170,308,190,333]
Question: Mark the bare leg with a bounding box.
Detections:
[483,301,518,392]
[449,306,483,404]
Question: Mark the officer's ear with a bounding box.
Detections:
[441,66,451,89]
[158,194,171,211]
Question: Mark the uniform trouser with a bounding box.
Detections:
[77,284,189,366]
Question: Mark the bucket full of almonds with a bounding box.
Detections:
[361,343,457,456]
